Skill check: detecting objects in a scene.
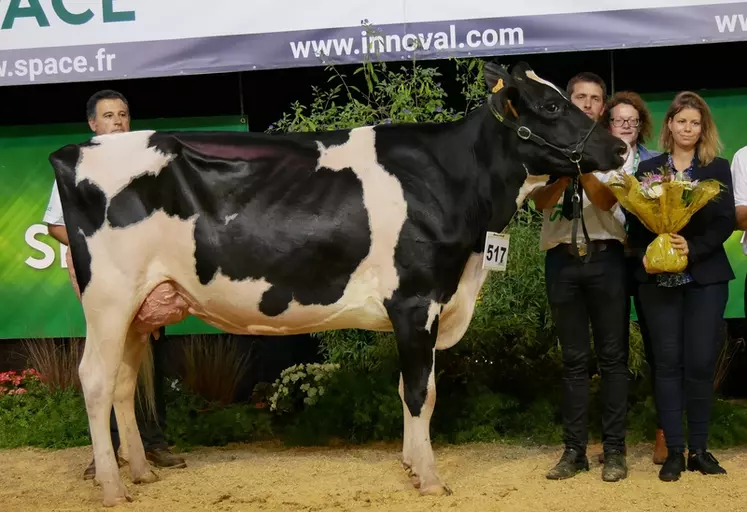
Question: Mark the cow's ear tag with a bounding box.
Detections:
[491,78,505,94]
[482,231,510,271]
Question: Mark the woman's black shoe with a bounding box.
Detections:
[659,450,686,482]
[687,449,727,475]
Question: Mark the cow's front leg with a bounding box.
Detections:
[398,374,415,477]
[387,297,451,496]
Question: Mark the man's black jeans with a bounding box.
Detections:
[545,241,629,454]
[109,328,169,454]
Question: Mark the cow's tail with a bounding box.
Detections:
[136,340,158,422]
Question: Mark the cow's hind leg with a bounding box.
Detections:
[78,313,132,507]
[113,329,159,485]
[387,296,450,496]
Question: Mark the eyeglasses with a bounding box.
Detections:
[610,117,640,127]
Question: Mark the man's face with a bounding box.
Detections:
[570,81,605,121]
[88,98,130,135]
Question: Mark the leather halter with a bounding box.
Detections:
[489,102,598,167]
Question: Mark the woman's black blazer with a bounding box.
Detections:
[626,152,736,286]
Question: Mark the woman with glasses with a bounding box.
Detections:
[602,92,665,466]
[603,91,661,167]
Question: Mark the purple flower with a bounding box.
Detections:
[640,174,663,189]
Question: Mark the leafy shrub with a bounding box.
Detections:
[434,389,563,445]
[276,368,403,446]
[163,383,273,450]
[267,59,485,134]
[707,398,747,448]
[268,362,340,413]
[0,372,89,449]
[433,207,561,402]
[2,362,747,451]
[315,330,398,374]
[624,394,659,444]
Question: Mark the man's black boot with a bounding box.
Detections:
[602,448,627,482]
[546,447,589,480]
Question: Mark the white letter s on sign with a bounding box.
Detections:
[24,224,56,270]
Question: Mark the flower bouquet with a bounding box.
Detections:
[608,165,723,273]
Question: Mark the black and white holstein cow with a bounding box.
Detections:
[49,61,626,506]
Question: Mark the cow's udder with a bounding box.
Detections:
[132,282,190,338]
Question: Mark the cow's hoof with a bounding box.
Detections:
[102,488,133,507]
[409,472,421,489]
[419,482,452,497]
[403,462,422,488]
[133,469,159,484]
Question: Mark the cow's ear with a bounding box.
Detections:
[509,61,534,80]
[484,61,521,119]
[483,61,515,94]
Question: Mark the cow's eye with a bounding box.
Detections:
[543,102,560,114]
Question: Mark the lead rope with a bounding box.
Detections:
[569,161,593,263]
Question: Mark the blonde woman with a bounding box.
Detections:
[626,91,735,482]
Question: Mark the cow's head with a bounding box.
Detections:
[484,61,627,176]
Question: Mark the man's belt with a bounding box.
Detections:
[558,239,620,257]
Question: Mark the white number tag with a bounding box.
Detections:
[482,231,510,271]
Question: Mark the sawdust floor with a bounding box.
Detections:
[2,441,747,511]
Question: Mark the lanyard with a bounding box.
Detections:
[624,149,641,235]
